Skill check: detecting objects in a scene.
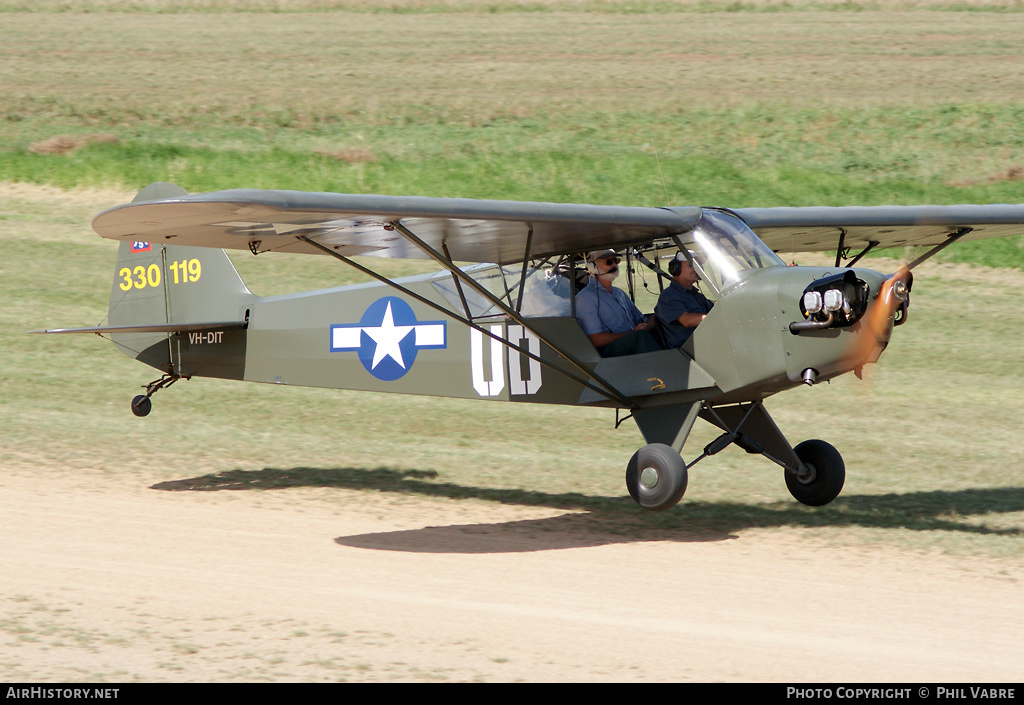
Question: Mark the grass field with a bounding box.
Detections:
[1,5,1022,559]
[2,6,1023,267]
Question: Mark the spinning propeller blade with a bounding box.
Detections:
[847,265,912,370]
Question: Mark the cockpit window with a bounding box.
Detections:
[679,209,786,295]
[431,263,572,319]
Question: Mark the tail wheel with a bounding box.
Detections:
[626,443,688,512]
[785,439,845,506]
[130,373,181,417]
[130,395,152,417]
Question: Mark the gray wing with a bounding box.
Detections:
[733,204,1024,254]
[93,187,702,265]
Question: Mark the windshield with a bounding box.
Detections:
[674,209,785,295]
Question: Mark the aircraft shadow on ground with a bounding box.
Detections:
[151,467,1024,553]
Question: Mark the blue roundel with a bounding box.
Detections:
[357,297,421,381]
[330,296,447,382]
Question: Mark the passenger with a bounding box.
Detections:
[655,251,714,348]
[575,249,662,357]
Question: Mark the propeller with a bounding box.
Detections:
[847,265,913,373]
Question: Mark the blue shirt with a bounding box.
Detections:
[655,280,714,348]
[575,279,645,337]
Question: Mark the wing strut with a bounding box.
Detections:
[297,234,632,407]
[631,247,672,283]
[834,228,847,268]
[906,227,972,270]
[440,241,474,321]
[846,240,879,267]
[387,221,634,408]
[514,226,534,313]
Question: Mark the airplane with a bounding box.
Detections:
[36,181,1024,511]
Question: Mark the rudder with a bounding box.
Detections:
[107,183,254,377]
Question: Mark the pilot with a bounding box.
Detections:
[575,249,662,357]
[655,251,714,348]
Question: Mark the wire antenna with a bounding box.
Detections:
[649,138,669,203]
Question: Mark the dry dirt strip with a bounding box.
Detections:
[1,470,1021,682]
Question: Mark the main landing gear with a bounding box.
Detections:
[625,444,688,512]
[130,373,184,417]
[625,402,847,512]
[784,439,846,506]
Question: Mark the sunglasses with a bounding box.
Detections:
[600,257,620,265]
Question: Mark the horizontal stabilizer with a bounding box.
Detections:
[30,321,247,335]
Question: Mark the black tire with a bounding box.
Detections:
[785,439,845,506]
[626,443,688,512]
[131,395,152,417]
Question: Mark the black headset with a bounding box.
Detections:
[668,252,686,277]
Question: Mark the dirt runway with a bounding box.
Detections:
[1,463,1021,683]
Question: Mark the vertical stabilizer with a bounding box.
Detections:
[106,183,254,373]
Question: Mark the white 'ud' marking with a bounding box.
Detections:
[470,325,542,397]
[507,324,541,396]
[471,325,505,397]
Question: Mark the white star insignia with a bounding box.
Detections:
[362,301,414,370]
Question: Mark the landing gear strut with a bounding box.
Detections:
[628,402,848,510]
[129,373,184,417]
